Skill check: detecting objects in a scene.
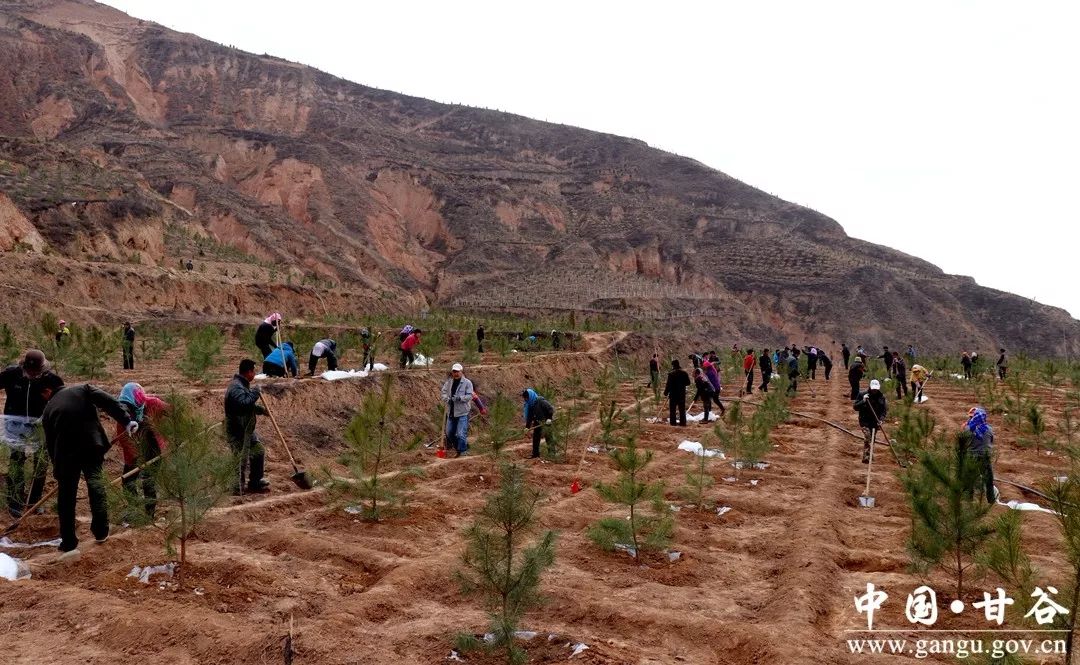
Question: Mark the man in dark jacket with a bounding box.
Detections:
[891,351,909,400]
[819,350,833,381]
[787,351,800,394]
[878,346,894,374]
[848,358,865,400]
[225,359,269,494]
[664,359,691,426]
[841,343,851,369]
[122,322,136,370]
[647,354,661,400]
[522,388,555,458]
[758,349,773,393]
[854,380,887,463]
[1,350,64,516]
[254,313,281,359]
[476,325,485,353]
[996,349,1008,380]
[42,383,137,555]
[805,346,818,380]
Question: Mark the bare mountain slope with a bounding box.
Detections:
[0,0,1075,353]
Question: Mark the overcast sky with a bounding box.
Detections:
[101,1,1080,318]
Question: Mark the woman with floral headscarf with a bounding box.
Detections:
[964,406,997,503]
[114,383,169,520]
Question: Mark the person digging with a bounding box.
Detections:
[854,379,887,464]
[963,406,999,503]
[522,388,555,458]
[42,383,139,560]
[113,383,169,521]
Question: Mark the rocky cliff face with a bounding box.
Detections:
[0,0,1075,354]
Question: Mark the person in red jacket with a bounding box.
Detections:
[114,383,169,520]
[399,329,422,368]
[743,349,757,395]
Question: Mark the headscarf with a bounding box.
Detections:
[522,388,538,423]
[967,407,991,439]
[118,382,147,421]
[264,312,282,325]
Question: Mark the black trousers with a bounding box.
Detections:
[531,423,555,457]
[477,339,484,353]
[5,448,47,515]
[759,371,771,392]
[894,374,909,399]
[745,370,754,394]
[823,363,832,380]
[257,342,274,359]
[55,455,109,552]
[228,433,265,490]
[399,349,415,368]
[842,353,850,369]
[362,346,374,371]
[849,378,861,400]
[668,396,687,426]
[788,371,798,393]
[808,360,817,379]
[699,393,723,421]
[308,352,338,374]
[122,343,134,370]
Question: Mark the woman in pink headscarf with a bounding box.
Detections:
[113,383,169,520]
[255,312,282,358]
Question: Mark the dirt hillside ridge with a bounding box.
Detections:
[0,0,1075,354]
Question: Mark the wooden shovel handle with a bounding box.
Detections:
[259,393,301,471]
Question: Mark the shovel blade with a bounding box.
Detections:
[858,495,875,508]
[291,470,313,490]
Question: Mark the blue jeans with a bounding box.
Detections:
[446,415,469,453]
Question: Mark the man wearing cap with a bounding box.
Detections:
[440,363,474,457]
[0,350,65,516]
[42,382,138,557]
[854,379,888,464]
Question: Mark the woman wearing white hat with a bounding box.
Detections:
[853,379,887,464]
[440,363,474,457]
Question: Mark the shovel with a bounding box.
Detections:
[259,394,313,490]
[859,428,876,508]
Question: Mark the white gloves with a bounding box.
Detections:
[545,419,552,425]
[126,421,139,436]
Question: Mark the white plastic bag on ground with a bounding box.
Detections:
[677,440,725,458]
[570,643,590,657]
[0,553,31,581]
[998,499,1058,515]
[127,563,177,584]
[686,411,719,422]
[0,536,62,549]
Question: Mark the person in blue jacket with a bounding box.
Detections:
[522,388,555,458]
[263,341,299,378]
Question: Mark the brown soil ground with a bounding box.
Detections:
[0,334,1073,664]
